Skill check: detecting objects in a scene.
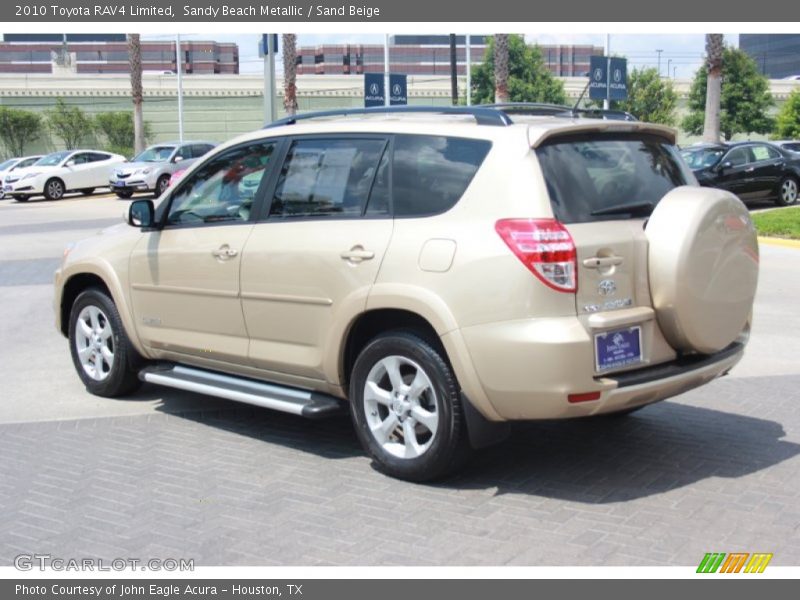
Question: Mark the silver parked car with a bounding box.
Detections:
[110,141,216,199]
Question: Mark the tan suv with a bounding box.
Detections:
[54,106,759,481]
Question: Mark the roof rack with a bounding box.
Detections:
[477,102,573,116]
[480,102,637,122]
[264,105,514,129]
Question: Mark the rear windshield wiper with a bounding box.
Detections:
[591,201,656,216]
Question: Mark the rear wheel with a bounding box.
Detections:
[115,189,134,199]
[776,176,798,206]
[80,188,95,196]
[68,288,142,397]
[350,331,470,482]
[43,178,65,201]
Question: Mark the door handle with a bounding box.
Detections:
[745,167,755,173]
[211,244,238,260]
[340,246,375,263]
[583,255,623,269]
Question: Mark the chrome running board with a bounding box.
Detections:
[139,364,345,419]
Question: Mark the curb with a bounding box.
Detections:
[758,236,800,249]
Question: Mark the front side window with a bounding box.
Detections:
[166,141,276,227]
[36,151,71,167]
[725,147,752,167]
[270,138,387,218]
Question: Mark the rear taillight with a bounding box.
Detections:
[495,218,577,293]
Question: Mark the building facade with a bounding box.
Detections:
[0,34,239,75]
[297,36,603,77]
[740,34,800,78]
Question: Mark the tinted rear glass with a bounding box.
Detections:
[536,134,690,223]
[393,135,491,217]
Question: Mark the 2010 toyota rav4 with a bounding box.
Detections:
[54,106,759,481]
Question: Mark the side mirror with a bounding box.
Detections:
[65,160,75,167]
[173,155,184,163]
[128,199,155,228]
[717,161,733,172]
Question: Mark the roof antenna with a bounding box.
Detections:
[571,74,592,117]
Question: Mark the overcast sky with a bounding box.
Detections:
[143,33,740,79]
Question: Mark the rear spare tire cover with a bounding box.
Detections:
[646,186,758,354]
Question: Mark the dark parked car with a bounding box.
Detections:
[681,141,800,206]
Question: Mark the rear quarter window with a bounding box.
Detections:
[392,134,491,217]
[536,133,691,224]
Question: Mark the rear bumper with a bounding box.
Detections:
[456,316,746,420]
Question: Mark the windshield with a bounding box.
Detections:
[0,159,16,171]
[680,147,725,169]
[133,146,177,163]
[36,151,71,167]
[536,133,691,224]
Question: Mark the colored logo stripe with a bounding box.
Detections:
[697,552,773,573]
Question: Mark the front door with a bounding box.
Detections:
[129,140,279,364]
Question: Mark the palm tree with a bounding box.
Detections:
[127,34,145,154]
[282,34,298,116]
[494,34,510,104]
[703,34,724,143]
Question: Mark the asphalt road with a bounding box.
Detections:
[0,191,798,566]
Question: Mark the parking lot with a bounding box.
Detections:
[0,191,799,566]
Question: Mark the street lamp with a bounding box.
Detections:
[656,49,663,77]
[667,58,672,79]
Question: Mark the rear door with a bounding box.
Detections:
[535,133,693,372]
[748,143,784,200]
[239,135,393,381]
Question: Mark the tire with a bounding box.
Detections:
[155,175,171,197]
[349,330,470,482]
[14,195,29,202]
[68,288,143,397]
[775,176,798,206]
[43,177,65,201]
[80,188,95,196]
[115,189,134,199]
[646,186,758,354]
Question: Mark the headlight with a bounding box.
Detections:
[23,172,41,180]
[137,168,151,175]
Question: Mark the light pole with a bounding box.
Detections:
[176,34,184,142]
[656,49,663,77]
[604,34,610,110]
[667,58,672,79]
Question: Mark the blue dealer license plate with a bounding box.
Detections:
[595,326,642,371]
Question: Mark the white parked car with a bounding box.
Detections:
[0,155,43,198]
[772,140,800,154]
[4,150,126,202]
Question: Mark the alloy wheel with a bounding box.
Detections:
[74,305,115,381]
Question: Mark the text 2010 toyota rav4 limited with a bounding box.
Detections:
[54,106,759,481]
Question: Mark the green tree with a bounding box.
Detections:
[683,46,773,141]
[773,89,800,139]
[472,35,567,106]
[0,107,43,157]
[94,111,151,157]
[46,98,93,149]
[604,67,678,125]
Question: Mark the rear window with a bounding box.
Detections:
[392,135,491,217]
[536,134,691,223]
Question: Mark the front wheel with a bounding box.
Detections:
[44,177,65,201]
[349,331,470,482]
[14,195,29,202]
[776,176,798,206]
[156,175,171,197]
[68,288,143,397]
